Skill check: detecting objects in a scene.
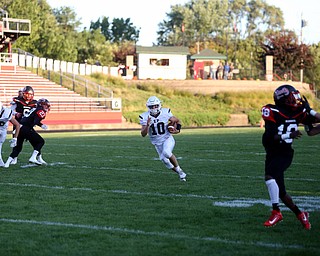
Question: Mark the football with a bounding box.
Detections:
[167,121,177,133]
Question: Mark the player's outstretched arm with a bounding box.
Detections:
[141,116,151,137]
[305,124,320,136]
[302,95,320,121]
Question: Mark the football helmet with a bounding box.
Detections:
[0,101,3,111]
[274,84,302,110]
[146,96,162,116]
[37,98,51,112]
[22,86,34,101]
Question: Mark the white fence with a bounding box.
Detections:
[2,52,120,77]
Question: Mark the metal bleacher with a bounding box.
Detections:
[0,65,113,112]
[0,9,126,130]
[0,64,124,129]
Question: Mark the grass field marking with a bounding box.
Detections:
[0,182,220,199]
[213,197,320,211]
[0,218,303,249]
[1,182,319,211]
[6,161,320,182]
[37,163,320,182]
[20,162,67,168]
[43,153,320,168]
[48,143,139,149]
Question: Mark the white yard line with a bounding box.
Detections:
[0,218,303,249]
[1,182,319,211]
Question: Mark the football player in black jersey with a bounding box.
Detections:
[10,86,37,165]
[261,84,320,230]
[4,98,50,167]
[11,86,37,123]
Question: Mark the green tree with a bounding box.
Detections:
[157,0,229,46]
[111,18,139,43]
[244,0,284,37]
[0,0,14,10]
[51,6,81,61]
[6,0,59,57]
[305,43,320,92]
[77,29,115,66]
[157,0,284,48]
[90,16,111,41]
[90,16,139,43]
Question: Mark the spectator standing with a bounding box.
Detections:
[228,62,234,80]
[209,61,217,80]
[223,62,230,80]
[217,62,224,80]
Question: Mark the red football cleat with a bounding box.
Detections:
[297,212,311,230]
[264,210,283,227]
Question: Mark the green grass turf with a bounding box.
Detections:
[0,127,319,256]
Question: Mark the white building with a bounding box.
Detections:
[135,46,189,80]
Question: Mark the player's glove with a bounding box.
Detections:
[302,96,312,113]
[290,130,302,139]
[9,138,17,148]
[41,124,48,130]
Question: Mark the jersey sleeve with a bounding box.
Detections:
[10,98,17,110]
[300,112,317,125]
[139,112,148,126]
[162,108,173,119]
[34,109,46,126]
[261,105,276,123]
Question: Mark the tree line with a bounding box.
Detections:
[3,0,320,92]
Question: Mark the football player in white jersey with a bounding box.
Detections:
[139,96,187,181]
[0,101,20,167]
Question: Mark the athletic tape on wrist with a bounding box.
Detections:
[281,133,290,140]
[310,110,317,117]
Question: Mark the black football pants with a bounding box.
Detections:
[10,125,45,158]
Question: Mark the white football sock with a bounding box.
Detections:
[266,179,279,204]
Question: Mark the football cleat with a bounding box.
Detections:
[264,210,283,227]
[37,155,47,165]
[29,156,42,165]
[11,157,17,165]
[297,212,311,230]
[4,157,14,168]
[179,171,187,182]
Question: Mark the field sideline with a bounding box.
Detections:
[0,127,319,256]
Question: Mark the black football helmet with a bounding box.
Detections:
[273,84,302,110]
[22,86,34,101]
[37,98,51,112]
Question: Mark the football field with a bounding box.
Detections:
[0,127,319,255]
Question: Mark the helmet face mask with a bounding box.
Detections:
[274,84,302,110]
[22,86,34,101]
[146,96,162,116]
